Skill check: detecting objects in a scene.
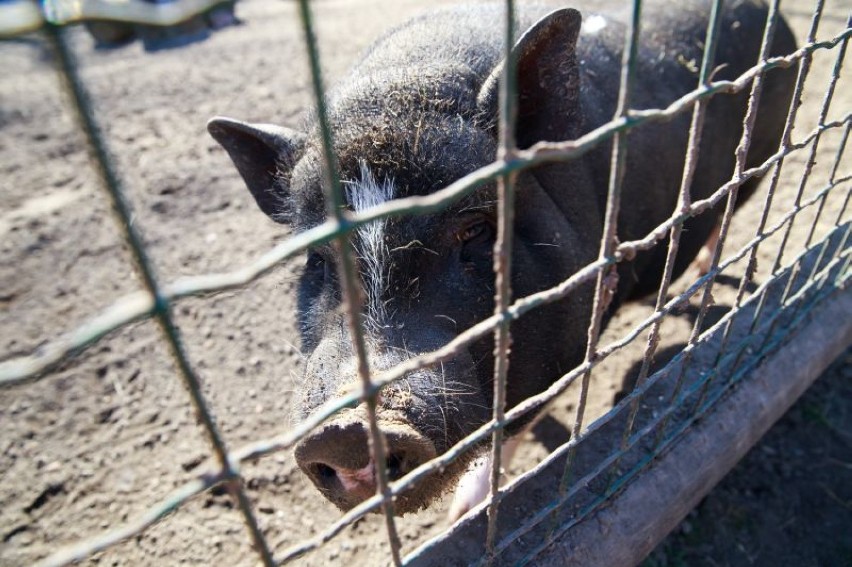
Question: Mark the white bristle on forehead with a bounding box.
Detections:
[343,162,396,331]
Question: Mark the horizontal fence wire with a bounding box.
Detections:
[1,3,849,566]
[515,234,851,565]
[1,28,848,386]
[404,220,850,565]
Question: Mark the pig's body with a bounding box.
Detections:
[209,0,796,516]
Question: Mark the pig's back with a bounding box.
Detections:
[327,5,555,122]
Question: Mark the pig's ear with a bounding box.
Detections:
[207,116,305,221]
[477,8,583,147]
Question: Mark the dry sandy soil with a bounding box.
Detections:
[1,1,849,565]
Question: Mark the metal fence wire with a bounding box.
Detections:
[0,0,849,565]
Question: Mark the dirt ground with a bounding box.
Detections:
[0,1,849,566]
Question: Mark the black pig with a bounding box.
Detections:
[208,0,796,518]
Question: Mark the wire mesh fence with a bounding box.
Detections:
[0,0,849,566]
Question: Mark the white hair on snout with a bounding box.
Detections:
[342,162,396,332]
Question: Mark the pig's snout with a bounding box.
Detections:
[294,414,437,513]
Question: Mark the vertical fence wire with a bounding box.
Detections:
[485,0,518,560]
[830,124,851,228]
[808,129,849,262]
[771,14,843,276]
[829,124,851,284]
[717,2,825,371]
[768,16,849,345]
[293,1,403,564]
[802,17,850,252]
[803,23,850,249]
[669,0,782,414]
[732,0,826,372]
[556,0,643,500]
[754,13,848,356]
[683,0,788,413]
[41,23,275,567]
[837,220,852,276]
[613,0,725,470]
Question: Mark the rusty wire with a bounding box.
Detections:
[555,0,643,521]
[3,2,850,566]
[762,12,849,333]
[804,28,850,249]
[803,122,851,286]
[510,234,850,565]
[484,0,519,560]
[670,0,785,425]
[773,18,844,276]
[745,0,831,351]
[716,0,829,375]
[614,0,724,482]
[293,0,403,562]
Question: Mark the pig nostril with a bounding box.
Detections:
[294,418,437,512]
[386,453,404,481]
[314,463,337,483]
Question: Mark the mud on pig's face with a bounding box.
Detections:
[206,6,587,513]
[208,113,501,513]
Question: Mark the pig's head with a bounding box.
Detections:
[208,8,597,514]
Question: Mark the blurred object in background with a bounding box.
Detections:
[0,0,44,36]
[0,0,239,50]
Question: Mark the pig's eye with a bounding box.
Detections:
[457,220,494,261]
[457,220,494,244]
